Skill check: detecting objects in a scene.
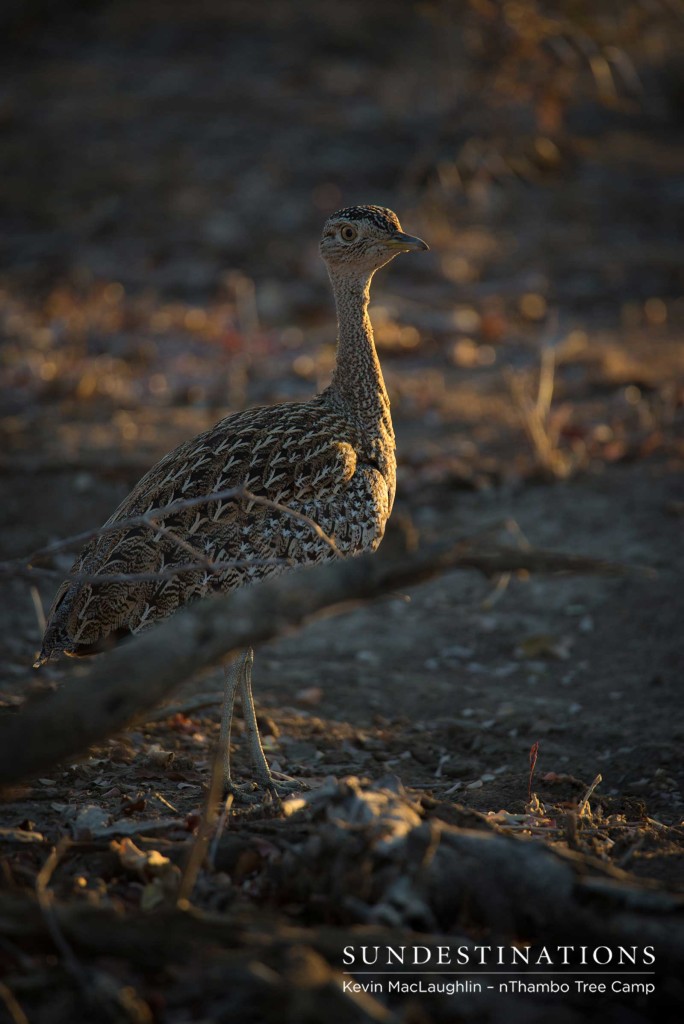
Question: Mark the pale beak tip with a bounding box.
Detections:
[390,231,429,253]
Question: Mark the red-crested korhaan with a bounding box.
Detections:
[36,205,429,797]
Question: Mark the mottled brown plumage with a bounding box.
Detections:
[37,206,428,669]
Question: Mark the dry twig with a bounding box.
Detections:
[177,745,232,907]
[0,483,339,582]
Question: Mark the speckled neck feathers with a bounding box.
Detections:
[327,270,393,443]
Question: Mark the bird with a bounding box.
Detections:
[35,204,429,798]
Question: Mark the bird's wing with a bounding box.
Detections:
[38,399,387,659]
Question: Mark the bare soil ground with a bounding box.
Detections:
[0,3,683,1022]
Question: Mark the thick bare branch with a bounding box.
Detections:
[0,534,648,786]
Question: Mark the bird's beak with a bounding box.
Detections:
[387,231,429,253]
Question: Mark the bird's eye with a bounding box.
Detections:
[340,224,357,241]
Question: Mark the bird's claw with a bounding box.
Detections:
[223,772,307,806]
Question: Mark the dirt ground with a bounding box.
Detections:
[1,2,683,1022]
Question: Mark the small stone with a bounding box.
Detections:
[295,686,323,707]
[74,472,94,493]
[492,663,517,678]
[566,604,588,616]
[440,644,474,660]
[73,805,110,838]
[477,615,498,633]
[467,779,484,790]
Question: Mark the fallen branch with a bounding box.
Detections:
[276,777,684,961]
[0,535,651,785]
[0,779,682,992]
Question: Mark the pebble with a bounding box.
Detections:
[476,615,498,633]
[295,686,323,706]
[356,650,380,665]
[467,779,483,790]
[440,644,474,660]
[74,472,94,493]
[492,663,517,678]
[73,805,111,838]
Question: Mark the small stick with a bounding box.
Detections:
[527,741,540,803]
[577,773,602,818]
[208,794,235,869]
[29,585,47,634]
[481,571,511,609]
[0,981,30,1024]
[242,488,342,557]
[36,842,96,1003]
[145,518,217,571]
[177,734,226,907]
[143,693,226,723]
[3,556,289,584]
[22,485,247,564]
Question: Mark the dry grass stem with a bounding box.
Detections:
[177,739,231,907]
[578,773,603,819]
[506,344,574,479]
[0,982,30,1024]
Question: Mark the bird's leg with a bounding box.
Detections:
[238,647,306,799]
[219,651,247,792]
[219,649,304,803]
[235,647,270,786]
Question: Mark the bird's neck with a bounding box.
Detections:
[328,271,392,435]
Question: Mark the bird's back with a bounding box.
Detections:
[38,390,395,662]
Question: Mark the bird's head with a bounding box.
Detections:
[320,205,428,278]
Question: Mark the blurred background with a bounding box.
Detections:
[0,0,683,768]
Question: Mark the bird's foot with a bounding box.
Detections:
[265,770,308,802]
[222,778,263,805]
[223,771,307,806]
